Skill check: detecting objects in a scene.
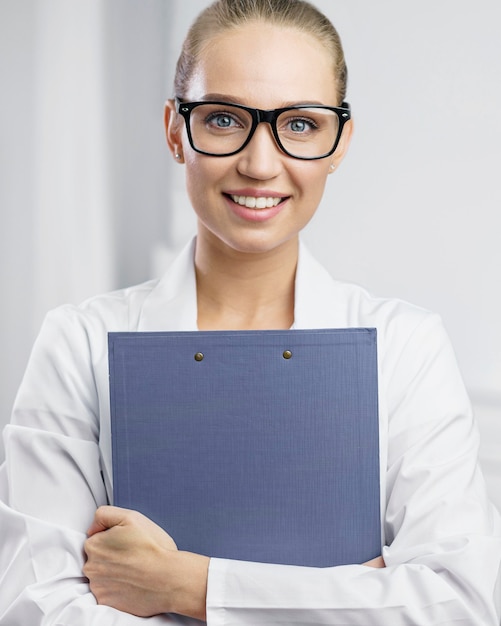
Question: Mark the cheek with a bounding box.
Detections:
[295,164,331,206]
[183,156,227,214]
[184,155,210,197]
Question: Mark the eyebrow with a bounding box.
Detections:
[199,93,328,108]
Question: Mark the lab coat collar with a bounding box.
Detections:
[294,242,341,329]
[138,238,198,331]
[138,237,340,331]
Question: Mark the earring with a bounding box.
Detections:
[175,153,182,160]
[329,163,336,172]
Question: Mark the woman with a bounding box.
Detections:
[1,0,500,624]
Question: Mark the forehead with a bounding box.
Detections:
[187,22,338,108]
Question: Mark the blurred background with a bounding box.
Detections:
[1,0,500,507]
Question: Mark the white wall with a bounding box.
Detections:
[1,1,500,507]
[0,0,173,461]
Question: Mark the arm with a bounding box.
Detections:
[200,314,501,625]
[84,506,209,621]
[82,507,384,621]
[0,306,201,625]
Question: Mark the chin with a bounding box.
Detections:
[221,232,298,257]
[197,216,302,258]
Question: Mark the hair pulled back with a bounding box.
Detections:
[174,0,348,104]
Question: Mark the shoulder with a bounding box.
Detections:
[297,241,439,339]
[43,278,160,336]
[338,278,442,344]
[34,238,198,358]
[297,243,452,385]
[30,279,161,378]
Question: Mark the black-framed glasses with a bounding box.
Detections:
[175,97,351,160]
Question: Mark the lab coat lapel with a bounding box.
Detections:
[294,241,342,329]
[138,238,198,331]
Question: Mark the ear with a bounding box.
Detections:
[330,118,354,171]
[164,99,184,163]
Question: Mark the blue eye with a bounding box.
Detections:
[290,120,307,133]
[288,118,317,133]
[214,114,232,128]
[206,113,241,129]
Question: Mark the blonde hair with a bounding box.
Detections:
[174,0,348,104]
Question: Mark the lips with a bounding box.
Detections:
[230,195,282,209]
[224,189,289,209]
[224,191,289,222]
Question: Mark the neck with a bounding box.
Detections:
[195,234,298,331]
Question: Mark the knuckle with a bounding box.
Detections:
[82,560,93,580]
[127,509,143,525]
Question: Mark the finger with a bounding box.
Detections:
[363,555,385,568]
[87,505,131,537]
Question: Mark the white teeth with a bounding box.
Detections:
[231,195,282,209]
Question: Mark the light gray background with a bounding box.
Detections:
[1,1,500,507]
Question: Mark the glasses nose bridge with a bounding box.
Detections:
[255,107,277,125]
[250,107,280,150]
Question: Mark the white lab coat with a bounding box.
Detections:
[1,238,500,625]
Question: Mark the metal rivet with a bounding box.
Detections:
[194,352,204,362]
[282,350,292,360]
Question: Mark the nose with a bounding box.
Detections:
[236,122,283,180]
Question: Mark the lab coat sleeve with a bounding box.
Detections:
[0,306,201,626]
[205,313,501,625]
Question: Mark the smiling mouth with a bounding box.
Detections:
[227,194,286,209]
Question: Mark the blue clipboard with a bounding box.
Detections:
[109,328,380,567]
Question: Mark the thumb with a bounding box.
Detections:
[87,505,130,537]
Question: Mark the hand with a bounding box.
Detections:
[363,555,385,568]
[83,506,209,619]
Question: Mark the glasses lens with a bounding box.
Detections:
[276,107,340,158]
[187,103,253,155]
